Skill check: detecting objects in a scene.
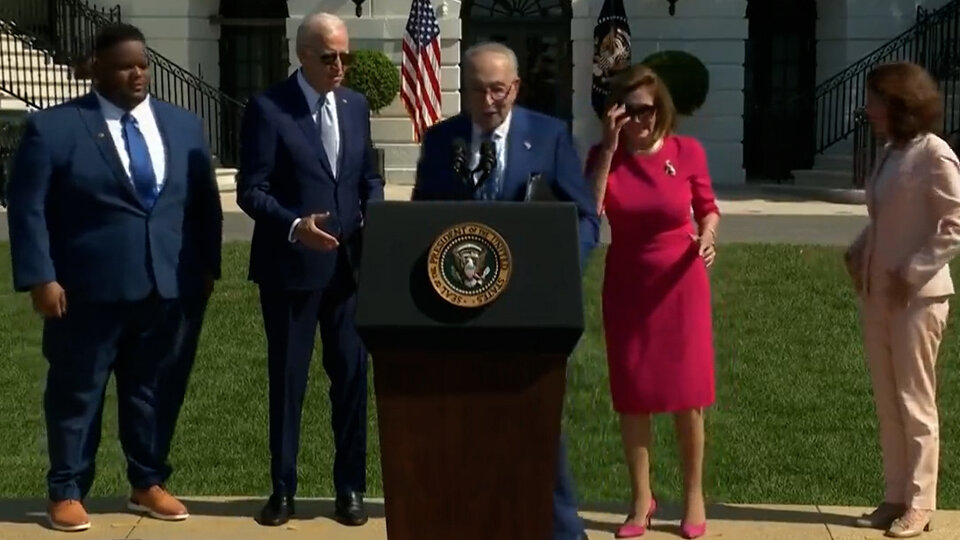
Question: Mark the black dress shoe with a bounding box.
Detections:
[334,491,367,526]
[258,494,294,526]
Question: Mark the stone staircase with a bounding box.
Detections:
[0,30,238,191]
[371,81,459,186]
[792,152,855,189]
[792,87,960,189]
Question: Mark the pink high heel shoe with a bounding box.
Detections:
[680,521,707,539]
[615,497,657,538]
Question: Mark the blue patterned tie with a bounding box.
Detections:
[121,113,158,209]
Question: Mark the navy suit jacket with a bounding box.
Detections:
[6,93,223,303]
[412,107,600,270]
[236,74,385,291]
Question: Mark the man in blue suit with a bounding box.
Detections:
[6,23,222,532]
[412,42,599,540]
[236,12,384,528]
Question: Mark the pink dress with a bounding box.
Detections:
[587,135,719,413]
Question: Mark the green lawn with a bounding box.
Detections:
[1,242,959,508]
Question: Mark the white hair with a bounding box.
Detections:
[296,12,346,52]
[463,41,519,77]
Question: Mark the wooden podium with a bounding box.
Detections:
[355,201,586,540]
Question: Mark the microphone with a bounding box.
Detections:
[474,140,497,189]
[451,137,468,185]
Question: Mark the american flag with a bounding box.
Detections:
[401,0,442,142]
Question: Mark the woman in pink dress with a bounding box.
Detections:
[586,64,720,539]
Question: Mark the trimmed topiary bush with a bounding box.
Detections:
[641,50,709,115]
[344,50,401,114]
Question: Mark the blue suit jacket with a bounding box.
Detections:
[412,107,600,270]
[6,93,223,303]
[236,74,385,291]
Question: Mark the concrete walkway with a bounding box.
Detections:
[0,185,870,246]
[1,498,956,539]
[220,184,870,217]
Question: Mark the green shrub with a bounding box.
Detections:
[343,50,401,114]
[641,50,710,115]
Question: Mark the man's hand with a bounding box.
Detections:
[30,281,66,318]
[294,213,340,252]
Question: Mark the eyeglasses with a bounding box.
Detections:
[469,81,517,102]
[317,50,353,66]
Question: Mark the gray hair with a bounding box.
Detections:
[296,12,346,52]
[463,41,519,77]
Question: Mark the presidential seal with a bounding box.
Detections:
[427,222,512,308]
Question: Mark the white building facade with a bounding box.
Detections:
[18,0,958,185]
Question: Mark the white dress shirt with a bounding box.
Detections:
[96,92,166,189]
[469,110,511,189]
[289,70,341,242]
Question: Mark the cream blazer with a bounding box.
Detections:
[851,132,960,298]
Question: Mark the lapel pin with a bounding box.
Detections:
[97,132,105,138]
[665,160,676,176]
[523,141,532,150]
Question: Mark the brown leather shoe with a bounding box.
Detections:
[47,499,91,532]
[127,485,189,521]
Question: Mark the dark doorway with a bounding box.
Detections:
[743,0,817,181]
[216,0,289,103]
[461,0,572,124]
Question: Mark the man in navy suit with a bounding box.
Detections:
[6,23,222,532]
[236,11,384,528]
[412,42,599,540]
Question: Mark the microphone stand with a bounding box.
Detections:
[451,139,497,198]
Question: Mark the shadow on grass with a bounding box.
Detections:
[580,501,859,536]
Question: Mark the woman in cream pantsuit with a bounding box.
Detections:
[846,62,960,538]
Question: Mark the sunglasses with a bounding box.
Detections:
[622,103,656,118]
[317,51,353,66]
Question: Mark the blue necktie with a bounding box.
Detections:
[121,113,158,209]
[478,133,500,201]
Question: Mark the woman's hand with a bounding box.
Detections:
[691,232,717,267]
[602,104,630,152]
[886,268,912,309]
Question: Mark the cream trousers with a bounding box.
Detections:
[860,294,949,510]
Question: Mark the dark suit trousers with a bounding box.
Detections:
[153,293,210,481]
[258,257,368,497]
[554,433,585,539]
[42,294,180,501]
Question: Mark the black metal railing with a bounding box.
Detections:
[851,110,878,188]
[849,1,960,187]
[816,0,960,155]
[0,0,120,69]
[0,19,87,109]
[0,0,245,166]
